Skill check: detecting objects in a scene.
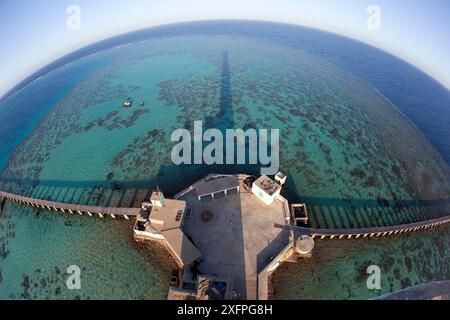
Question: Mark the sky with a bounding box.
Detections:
[0,0,449,97]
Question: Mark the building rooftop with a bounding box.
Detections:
[196,176,240,198]
[149,199,186,232]
[253,175,281,196]
[161,228,202,267]
[275,171,286,179]
[181,176,290,299]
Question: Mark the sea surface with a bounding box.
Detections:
[0,21,449,299]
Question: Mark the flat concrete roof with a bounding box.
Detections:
[196,176,240,197]
[162,228,202,267]
[149,199,186,232]
[253,175,281,196]
[182,176,290,299]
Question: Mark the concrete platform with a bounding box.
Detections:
[181,178,290,300]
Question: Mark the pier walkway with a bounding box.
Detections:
[2,186,448,233]
[0,190,140,219]
[275,214,450,239]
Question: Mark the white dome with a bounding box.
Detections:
[296,235,315,255]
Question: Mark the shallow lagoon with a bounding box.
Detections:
[271,224,450,300]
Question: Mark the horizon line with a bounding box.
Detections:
[1,18,449,102]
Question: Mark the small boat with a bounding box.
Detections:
[139,101,145,106]
[123,98,133,107]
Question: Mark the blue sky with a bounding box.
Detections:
[0,0,449,96]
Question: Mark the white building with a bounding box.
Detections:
[251,175,282,205]
[275,171,287,185]
[150,190,166,208]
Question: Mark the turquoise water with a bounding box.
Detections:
[271,225,450,300]
[0,25,449,299]
[0,202,172,299]
[0,57,108,171]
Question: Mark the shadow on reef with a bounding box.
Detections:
[1,164,449,230]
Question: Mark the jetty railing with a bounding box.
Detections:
[275,214,450,239]
[0,190,140,219]
[174,173,251,199]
